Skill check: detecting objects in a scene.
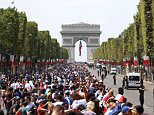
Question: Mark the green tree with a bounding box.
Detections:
[18,12,27,55]
[25,21,38,57]
[0,7,19,54]
[139,0,153,55]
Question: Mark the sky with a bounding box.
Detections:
[0,0,139,62]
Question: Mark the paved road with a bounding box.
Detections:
[88,68,154,115]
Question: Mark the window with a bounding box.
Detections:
[129,76,140,81]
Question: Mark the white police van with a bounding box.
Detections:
[125,72,141,89]
[110,67,117,75]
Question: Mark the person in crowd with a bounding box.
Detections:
[115,87,125,103]
[64,90,73,110]
[131,105,144,115]
[101,73,104,81]
[103,89,114,107]
[122,76,126,88]
[46,92,54,114]
[100,68,102,76]
[78,101,96,115]
[4,88,15,115]
[104,98,117,115]
[71,94,87,111]
[9,96,21,115]
[85,101,96,115]
[52,105,65,115]
[113,74,116,85]
[53,94,64,106]
[126,76,128,88]
[139,84,145,106]
[95,83,103,98]
[16,101,28,115]
[37,99,48,115]
[89,83,96,94]
[121,106,132,115]
[26,94,37,114]
[98,70,100,76]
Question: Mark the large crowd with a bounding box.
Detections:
[0,62,144,115]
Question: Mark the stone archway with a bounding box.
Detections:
[60,22,101,63]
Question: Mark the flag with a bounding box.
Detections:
[143,55,149,66]
[134,57,138,67]
[117,61,121,66]
[42,59,45,65]
[48,59,51,65]
[19,56,24,67]
[10,55,14,69]
[37,59,40,65]
[26,57,30,66]
[79,40,82,56]
[128,59,132,66]
[123,58,126,66]
[46,60,48,65]
[1,56,5,66]
[111,61,115,65]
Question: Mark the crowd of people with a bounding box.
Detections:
[0,62,145,115]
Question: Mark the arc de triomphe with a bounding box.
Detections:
[60,22,101,63]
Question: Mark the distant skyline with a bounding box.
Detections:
[0,0,140,62]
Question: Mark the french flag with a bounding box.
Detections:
[19,56,24,67]
[10,55,14,69]
[143,55,149,66]
[26,57,30,66]
[134,57,138,67]
[123,58,126,66]
[79,40,82,56]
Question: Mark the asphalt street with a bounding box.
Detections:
[88,68,154,115]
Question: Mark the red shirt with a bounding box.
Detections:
[103,95,109,103]
[37,105,47,115]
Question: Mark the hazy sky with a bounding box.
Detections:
[0,0,139,62]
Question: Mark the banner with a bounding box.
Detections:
[42,59,45,65]
[37,59,40,65]
[26,57,30,66]
[1,56,5,66]
[123,58,126,66]
[134,57,138,67]
[79,40,82,56]
[48,59,51,65]
[111,61,115,65]
[117,61,121,66]
[143,55,149,66]
[128,59,132,66]
[46,60,48,65]
[19,56,24,67]
[10,55,14,69]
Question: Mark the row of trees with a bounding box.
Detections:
[0,7,68,67]
[93,0,154,65]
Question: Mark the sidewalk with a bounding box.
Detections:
[143,80,154,85]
